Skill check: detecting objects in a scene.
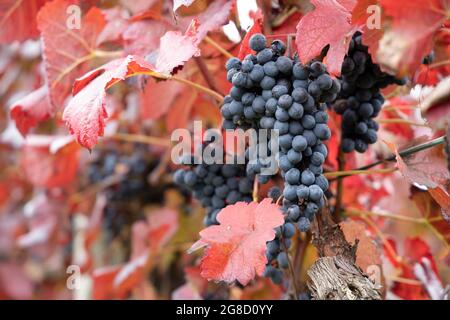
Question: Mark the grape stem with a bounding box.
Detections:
[325,167,397,178]
[328,135,446,182]
[204,36,234,59]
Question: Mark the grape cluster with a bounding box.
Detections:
[87,146,174,240]
[221,33,337,284]
[334,32,406,153]
[173,153,254,226]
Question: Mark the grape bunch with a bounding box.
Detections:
[334,32,406,153]
[87,145,175,240]
[221,33,338,284]
[173,154,254,226]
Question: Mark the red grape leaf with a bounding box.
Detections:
[63,55,156,149]
[64,17,203,149]
[96,7,130,46]
[20,135,80,188]
[10,86,51,136]
[411,188,450,246]
[385,139,450,220]
[340,219,382,272]
[165,89,197,131]
[195,0,234,40]
[238,10,263,60]
[0,0,48,44]
[139,77,184,120]
[123,20,166,56]
[420,76,450,131]
[296,0,358,75]
[155,19,201,74]
[189,199,284,285]
[385,139,449,190]
[37,0,106,110]
[377,0,448,77]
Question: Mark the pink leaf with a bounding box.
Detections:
[196,0,234,40]
[377,0,448,77]
[140,78,183,120]
[0,0,48,44]
[21,135,79,188]
[155,19,201,74]
[96,7,130,46]
[10,86,51,136]
[62,55,155,149]
[190,199,284,286]
[37,0,106,110]
[295,0,357,75]
[123,20,166,56]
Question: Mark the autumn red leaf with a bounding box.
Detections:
[123,20,166,56]
[20,135,80,188]
[385,138,449,192]
[411,189,450,246]
[37,0,106,110]
[63,55,155,149]
[10,86,52,136]
[385,139,450,222]
[96,7,130,46]
[377,0,448,77]
[420,76,450,131]
[238,10,263,60]
[0,0,48,44]
[140,78,184,120]
[165,89,197,131]
[155,19,201,74]
[194,0,234,41]
[189,199,284,285]
[295,0,358,75]
[341,219,382,273]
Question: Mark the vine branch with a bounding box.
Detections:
[328,135,445,182]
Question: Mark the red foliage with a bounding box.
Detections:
[37,0,106,109]
[10,86,51,136]
[0,0,48,44]
[295,0,358,75]
[190,199,284,285]
[20,135,79,188]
